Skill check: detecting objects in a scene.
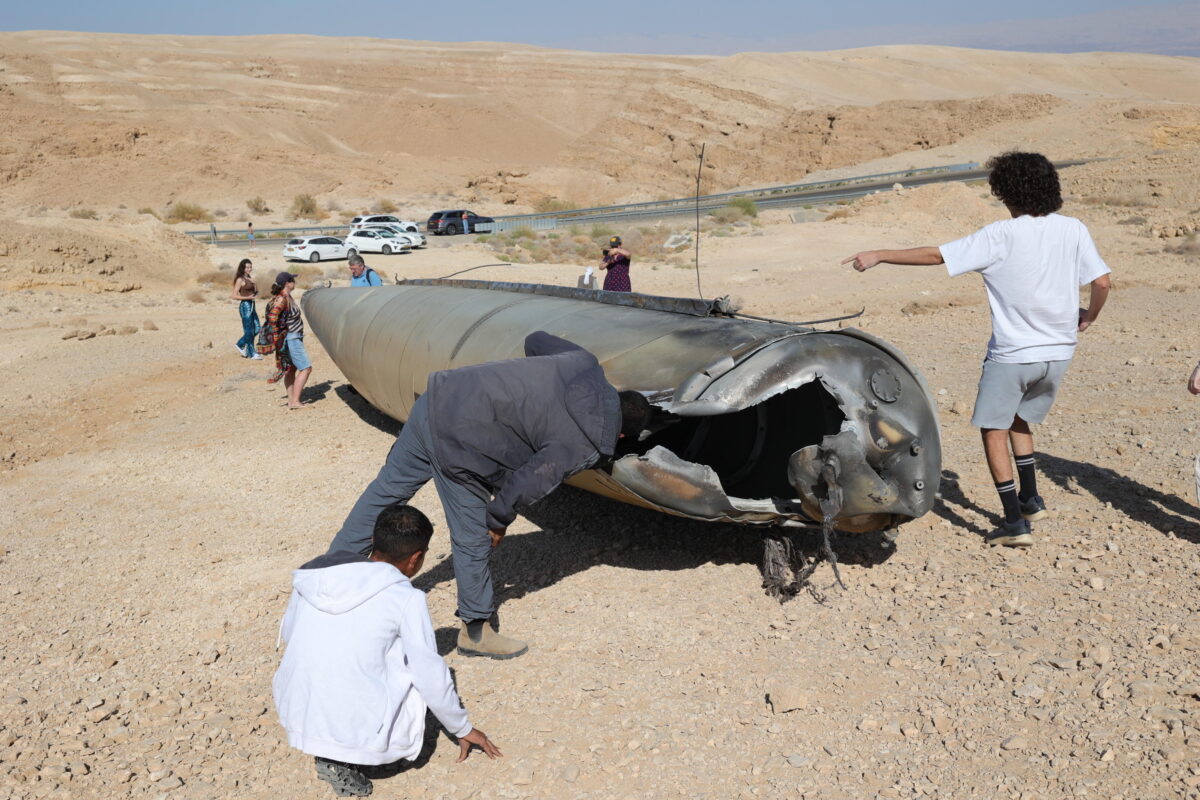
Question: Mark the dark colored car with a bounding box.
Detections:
[426,209,494,235]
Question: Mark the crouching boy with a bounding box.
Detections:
[273,503,501,797]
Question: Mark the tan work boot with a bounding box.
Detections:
[457,617,528,660]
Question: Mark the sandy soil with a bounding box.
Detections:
[1,33,1200,800]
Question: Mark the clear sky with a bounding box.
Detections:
[3,0,1196,56]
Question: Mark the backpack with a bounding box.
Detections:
[366,268,382,286]
[255,321,275,356]
[256,297,284,356]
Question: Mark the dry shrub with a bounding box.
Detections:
[247,197,270,214]
[213,209,228,218]
[70,208,99,220]
[513,227,536,240]
[165,202,212,223]
[290,194,324,221]
[824,208,853,221]
[727,197,758,217]
[196,270,231,285]
[534,197,579,213]
[1080,194,1152,208]
[1166,234,1200,258]
[325,197,342,212]
[371,198,398,214]
[137,207,160,219]
[185,289,206,303]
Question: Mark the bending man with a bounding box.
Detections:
[328,331,651,658]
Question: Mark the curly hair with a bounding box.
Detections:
[986,152,1062,217]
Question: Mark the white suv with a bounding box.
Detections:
[349,214,420,232]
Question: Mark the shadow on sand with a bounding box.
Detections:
[1037,452,1200,544]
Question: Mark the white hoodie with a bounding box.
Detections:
[272,557,472,765]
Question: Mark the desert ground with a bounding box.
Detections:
[2,32,1200,800]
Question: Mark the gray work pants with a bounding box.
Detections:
[327,395,494,621]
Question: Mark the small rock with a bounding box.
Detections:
[512,767,534,785]
[1001,736,1028,751]
[143,320,159,331]
[785,753,810,768]
[77,330,96,341]
[1099,748,1115,762]
[1088,645,1112,666]
[767,683,808,714]
[117,325,138,335]
[61,330,79,340]
[1088,577,1105,590]
[561,765,579,783]
[203,341,213,349]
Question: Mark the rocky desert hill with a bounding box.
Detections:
[2,32,1199,215]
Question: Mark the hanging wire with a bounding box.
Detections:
[694,143,706,302]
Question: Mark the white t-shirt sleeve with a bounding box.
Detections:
[397,590,472,738]
[941,223,1006,278]
[1075,223,1111,285]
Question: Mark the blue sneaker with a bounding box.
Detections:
[987,517,1033,548]
[1020,495,1048,522]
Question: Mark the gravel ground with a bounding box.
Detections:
[2,164,1199,799]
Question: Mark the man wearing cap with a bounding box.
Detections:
[599,236,632,292]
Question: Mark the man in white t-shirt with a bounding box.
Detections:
[842,152,1111,547]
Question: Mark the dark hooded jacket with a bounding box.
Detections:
[424,331,620,530]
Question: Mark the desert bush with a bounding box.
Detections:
[1166,234,1199,257]
[534,197,578,213]
[70,208,99,220]
[325,197,342,212]
[825,208,853,221]
[196,270,230,285]
[727,197,758,218]
[513,226,536,240]
[247,197,270,214]
[185,289,206,303]
[213,209,228,218]
[137,207,160,218]
[165,202,212,223]
[1081,194,1151,208]
[219,262,233,271]
[589,224,616,240]
[371,198,398,214]
[290,194,321,220]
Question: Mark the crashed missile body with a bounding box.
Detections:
[303,280,941,533]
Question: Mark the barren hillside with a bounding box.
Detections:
[2,33,1199,214]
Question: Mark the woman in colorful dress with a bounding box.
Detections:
[265,271,313,410]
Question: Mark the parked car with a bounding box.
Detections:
[344,228,411,256]
[349,214,420,232]
[426,209,494,235]
[376,226,427,248]
[282,236,349,263]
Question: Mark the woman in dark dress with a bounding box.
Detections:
[600,235,631,292]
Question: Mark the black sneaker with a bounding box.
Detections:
[1019,495,1048,522]
[987,517,1033,548]
[315,757,373,797]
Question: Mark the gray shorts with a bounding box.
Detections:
[971,358,1071,429]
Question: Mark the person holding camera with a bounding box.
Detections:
[600,235,632,292]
